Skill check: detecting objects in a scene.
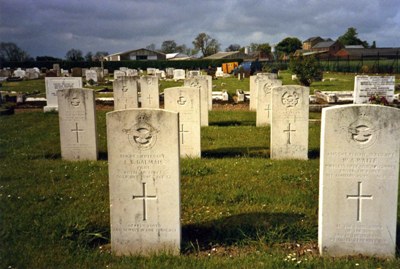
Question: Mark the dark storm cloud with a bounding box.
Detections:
[0,0,399,58]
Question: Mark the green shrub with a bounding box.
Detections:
[289,56,323,86]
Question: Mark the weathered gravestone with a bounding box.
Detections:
[71,67,83,77]
[139,76,159,108]
[107,109,181,256]
[165,68,174,78]
[13,68,26,78]
[270,85,309,160]
[126,69,138,77]
[173,69,185,81]
[353,75,395,104]
[57,88,98,160]
[53,64,61,77]
[85,70,98,83]
[147,68,156,75]
[184,77,209,126]
[114,70,126,79]
[256,79,282,126]
[200,75,213,110]
[44,77,82,112]
[249,73,278,111]
[318,104,400,258]
[113,77,139,110]
[164,87,201,158]
[187,70,200,78]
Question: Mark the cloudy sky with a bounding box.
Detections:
[1,0,399,58]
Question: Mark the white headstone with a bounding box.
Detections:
[107,109,181,256]
[139,76,159,108]
[165,68,174,78]
[256,79,282,126]
[113,77,139,110]
[13,68,26,78]
[114,70,126,79]
[184,77,209,126]
[164,87,201,158]
[44,77,83,112]
[57,88,98,160]
[250,73,278,111]
[173,69,185,81]
[126,69,138,77]
[200,75,213,110]
[147,68,156,75]
[85,70,98,83]
[319,104,400,258]
[187,70,200,78]
[270,85,309,160]
[353,75,395,104]
[215,67,224,77]
[119,67,128,72]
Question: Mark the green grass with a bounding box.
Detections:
[1,109,400,268]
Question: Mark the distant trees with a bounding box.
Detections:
[192,32,220,57]
[65,49,84,61]
[161,40,178,53]
[337,27,369,48]
[276,37,302,56]
[0,42,31,62]
[36,56,62,61]
[225,44,241,52]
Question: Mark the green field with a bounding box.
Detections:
[1,106,400,268]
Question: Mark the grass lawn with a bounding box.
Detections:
[1,108,400,268]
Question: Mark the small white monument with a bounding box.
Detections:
[57,88,98,160]
[107,109,181,256]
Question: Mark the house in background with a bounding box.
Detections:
[105,48,166,61]
[302,37,325,50]
[296,37,343,58]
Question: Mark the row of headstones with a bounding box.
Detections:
[105,104,400,257]
[54,83,400,257]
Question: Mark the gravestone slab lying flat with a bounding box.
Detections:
[270,85,309,159]
[107,109,181,256]
[319,104,400,258]
[57,88,98,160]
[164,87,201,158]
[139,76,159,108]
[113,77,139,110]
[44,77,82,112]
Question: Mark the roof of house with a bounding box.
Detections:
[106,48,166,57]
[303,36,323,43]
[312,41,337,49]
[166,52,191,60]
[203,51,245,59]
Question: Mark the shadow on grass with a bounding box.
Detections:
[182,212,306,253]
[202,147,270,158]
[308,149,320,159]
[209,121,254,127]
[98,151,108,161]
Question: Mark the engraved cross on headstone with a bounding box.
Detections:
[264,104,271,118]
[71,122,84,143]
[346,181,373,222]
[132,182,157,221]
[147,94,153,104]
[179,124,189,144]
[283,123,296,144]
